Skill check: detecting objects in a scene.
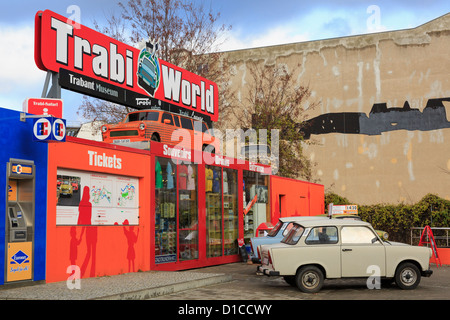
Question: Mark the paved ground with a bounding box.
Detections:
[0,261,447,302]
[0,269,232,300]
[153,262,450,301]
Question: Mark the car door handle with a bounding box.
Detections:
[342,248,352,252]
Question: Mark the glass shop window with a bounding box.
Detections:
[243,170,269,239]
[223,168,238,255]
[178,163,198,261]
[205,165,222,257]
[155,157,177,264]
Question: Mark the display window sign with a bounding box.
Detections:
[35,10,219,122]
[56,168,139,226]
[248,162,271,175]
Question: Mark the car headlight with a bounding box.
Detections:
[101,125,108,133]
[139,122,146,131]
[383,232,389,240]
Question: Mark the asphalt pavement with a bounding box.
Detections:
[0,261,448,301]
[0,267,232,300]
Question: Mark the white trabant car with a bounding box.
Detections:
[257,219,433,293]
[250,216,328,263]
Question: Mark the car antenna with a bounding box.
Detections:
[327,203,333,219]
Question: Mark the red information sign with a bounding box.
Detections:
[23,98,63,118]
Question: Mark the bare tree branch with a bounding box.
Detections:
[77,0,233,126]
[227,61,319,181]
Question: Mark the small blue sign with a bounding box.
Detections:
[11,250,29,265]
[33,117,66,142]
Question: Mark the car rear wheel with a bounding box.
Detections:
[295,266,324,293]
[395,262,421,290]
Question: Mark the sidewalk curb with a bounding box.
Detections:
[97,274,233,300]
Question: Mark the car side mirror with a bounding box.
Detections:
[371,237,379,244]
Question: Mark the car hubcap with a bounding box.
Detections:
[303,272,318,288]
[401,268,416,286]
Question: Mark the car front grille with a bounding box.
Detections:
[110,130,139,137]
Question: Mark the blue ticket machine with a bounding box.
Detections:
[6,159,35,282]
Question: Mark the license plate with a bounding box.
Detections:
[263,257,268,265]
[113,139,131,143]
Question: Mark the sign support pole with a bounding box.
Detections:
[41,71,61,99]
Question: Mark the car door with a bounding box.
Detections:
[340,226,386,277]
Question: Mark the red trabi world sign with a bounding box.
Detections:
[34,10,219,122]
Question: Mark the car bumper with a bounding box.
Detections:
[422,269,433,277]
[257,265,280,276]
[112,140,150,150]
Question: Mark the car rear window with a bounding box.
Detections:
[282,223,305,245]
[267,221,283,237]
[180,117,193,130]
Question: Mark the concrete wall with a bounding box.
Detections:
[223,14,450,205]
[270,176,324,224]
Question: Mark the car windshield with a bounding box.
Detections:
[282,223,305,245]
[126,111,159,122]
[142,58,155,72]
[266,220,283,237]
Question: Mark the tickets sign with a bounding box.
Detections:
[34,10,219,122]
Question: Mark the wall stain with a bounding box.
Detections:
[301,98,450,139]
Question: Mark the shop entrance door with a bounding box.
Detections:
[243,170,269,240]
[205,166,239,258]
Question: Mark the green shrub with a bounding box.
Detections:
[325,193,450,244]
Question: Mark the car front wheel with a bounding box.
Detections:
[295,266,324,293]
[395,262,421,290]
[151,134,160,142]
